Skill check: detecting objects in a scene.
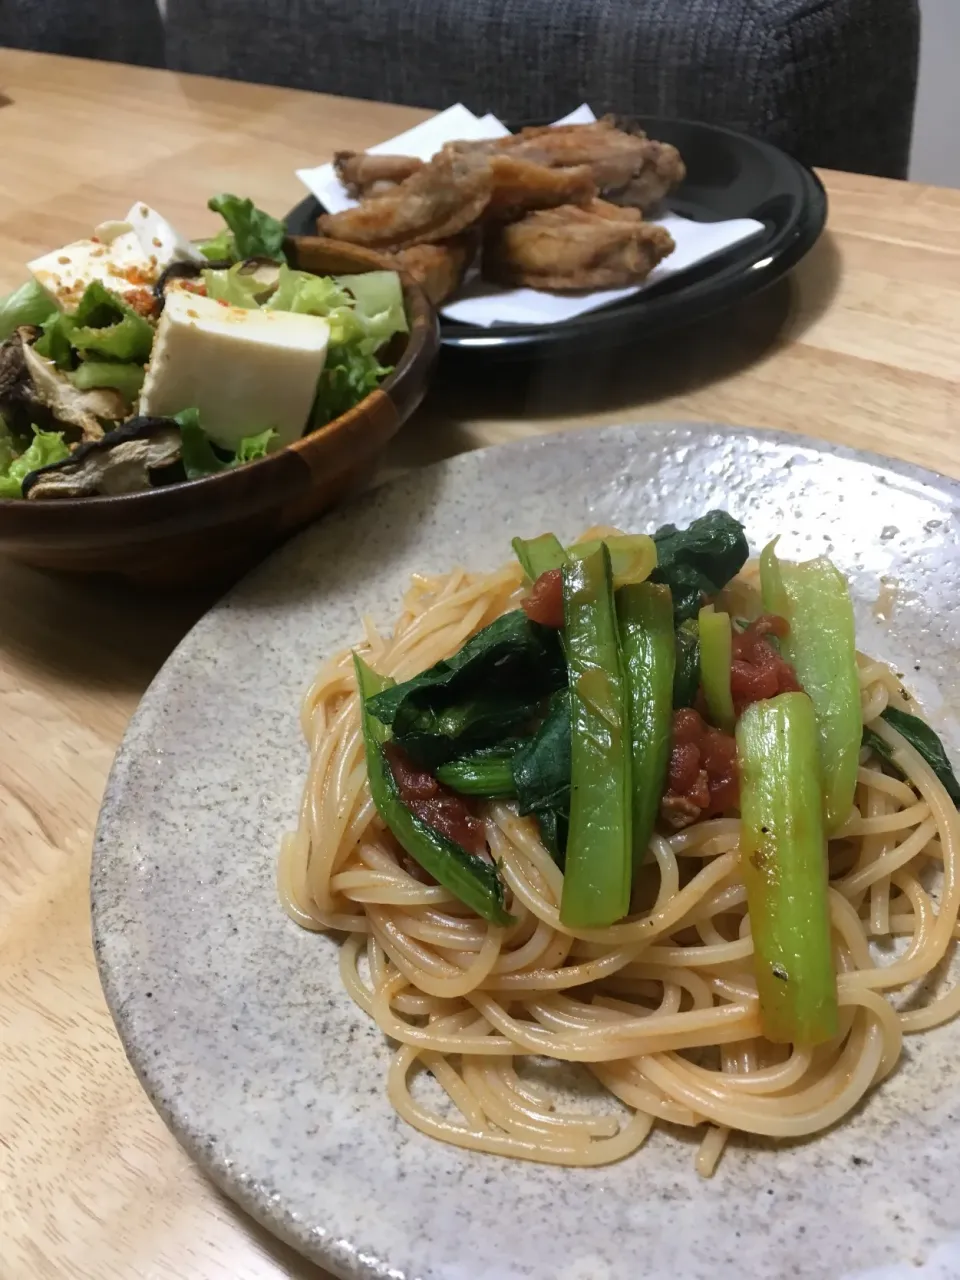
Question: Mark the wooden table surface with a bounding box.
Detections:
[1,47,959,1280]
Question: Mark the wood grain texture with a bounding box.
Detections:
[1,48,959,1280]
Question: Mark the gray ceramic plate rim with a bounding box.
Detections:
[92,422,960,1280]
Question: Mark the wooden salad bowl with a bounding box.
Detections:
[0,237,439,585]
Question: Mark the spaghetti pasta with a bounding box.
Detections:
[279,552,960,1173]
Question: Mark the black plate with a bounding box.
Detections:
[285,116,826,360]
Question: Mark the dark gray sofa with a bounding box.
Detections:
[0,0,165,70]
[2,0,921,179]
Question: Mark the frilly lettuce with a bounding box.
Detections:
[266,266,407,426]
[201,195,287,263]
[202,264,264,309]
[70,360,145,402]
[0,425,70,499]
[235,428,277,462]
[174,409,277,480]
[337,271,408,343]
[198,228,235,263]
[36,281,154,367]
[70,282,155,363]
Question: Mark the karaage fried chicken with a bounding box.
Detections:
[319,151,492,249]
[483,199,676,290]
[446,117,685,213]
[333,151,424,199]
[322,120,684,299]
[386,235,476,305]
[486,156,597,220]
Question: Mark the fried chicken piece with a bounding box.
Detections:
[319,151,492,249]
[446,117,685,213]
[333,151,424,199]
[386,234,476,306]
[483,199,675,291]
[602,138,687,211]
[486,156,597,221]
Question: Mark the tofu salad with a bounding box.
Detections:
[0,195,407,499]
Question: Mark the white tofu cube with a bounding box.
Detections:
[29,202,203,311]
[125,202,205,267]
[29,229,157,309]
[139,288,330,451]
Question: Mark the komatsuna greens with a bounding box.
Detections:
[356,514,960,1049]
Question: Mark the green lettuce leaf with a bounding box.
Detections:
[268,266,354,317]
[34,310,79,368]
[267,266,405,426]
[312,344,391,426]
[0,420,16,474]
[70,361,145,401]
[175,409,276,478]
[197,228,235,262]
[203,264,264,309]
[0,280,59,341]
[69,282,155,364]
[337,270,408,341]
[174,408,227,480]
[206,194,287,263]
[0,427,70,499]
[235,428,277,462]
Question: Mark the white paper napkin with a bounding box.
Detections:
[296,104,765,328]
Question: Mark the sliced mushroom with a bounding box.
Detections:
[0,329,125,443]
[20,341,125,441]
[0,325,29,401]
[22,416,182,499]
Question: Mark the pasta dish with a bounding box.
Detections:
[281,513,960,1174]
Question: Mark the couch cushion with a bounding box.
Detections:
[164,0,919,177]
[0,0,166,67]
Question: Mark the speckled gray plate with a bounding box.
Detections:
[93,423,960,1280]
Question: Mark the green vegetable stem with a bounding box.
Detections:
[559,545,633,929]
[569,534,657,588]
[512,688,573,864]
[760,545,861,832]
[672,618,700,709]
[512,533,568,582]
[698,605,735,732]
[618,582,676,870]
[436,749,518,798]
[354,655,514,925]
[737,692,839,1046]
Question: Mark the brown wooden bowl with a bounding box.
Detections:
[0,236,439,585]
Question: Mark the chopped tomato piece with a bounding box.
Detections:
[661,708,738,829]
[522,568,565,628]
[730,614,802,715]
[383,742,490,858]
[126,287,159,318]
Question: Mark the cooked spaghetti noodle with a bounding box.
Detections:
[280,547,960,1174]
